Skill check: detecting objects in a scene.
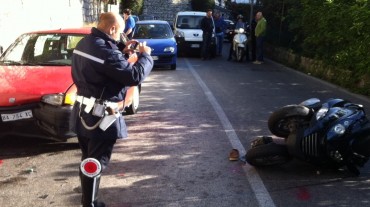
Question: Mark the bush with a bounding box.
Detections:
[257,0,370,96]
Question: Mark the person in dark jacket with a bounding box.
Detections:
[250,17,257,62]
[214,12,227,56]
[71,12,153,207]
[200,9,214,60]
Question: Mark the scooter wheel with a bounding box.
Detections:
[268,105,311,138]
[246,143,291,167]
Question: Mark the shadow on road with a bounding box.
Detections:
[0,136,79,159]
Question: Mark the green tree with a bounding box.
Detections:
[120,0,144,15]
[225,1,252,21]
[258,0,370,95]
[191,0,215,12]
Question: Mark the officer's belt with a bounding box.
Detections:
[76,95,119,113]
[76,95,120,131]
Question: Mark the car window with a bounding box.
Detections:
[1,34,31,62]
[176,15,204,29]
[133,24,172,39]
[0,33,85,66]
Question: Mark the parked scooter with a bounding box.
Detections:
[246,98,370,175]
[231,28,248,62]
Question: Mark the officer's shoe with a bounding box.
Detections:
[93,201,106,207]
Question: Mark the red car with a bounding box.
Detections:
[0,28,140,141]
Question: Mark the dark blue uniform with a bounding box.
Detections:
[71,27,153,207]
[71,27,153,142]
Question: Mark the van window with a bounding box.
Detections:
[177,15,204,29]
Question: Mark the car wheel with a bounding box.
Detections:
[170,64,176,70]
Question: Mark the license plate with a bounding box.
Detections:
[151,56,158,60]
[1,110,33,122]
[191,44,200,48]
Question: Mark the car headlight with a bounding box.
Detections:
[42,93,76,106]
[164,46,175,53]
[42,94,65,106]
[333,124,346,135]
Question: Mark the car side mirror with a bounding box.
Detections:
[0,46,3,55]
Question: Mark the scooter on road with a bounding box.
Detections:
[231,28,248,62]
[246,98,370,175]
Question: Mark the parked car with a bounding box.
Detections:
[224,19,235,42]
[0,28,140,141]
[173,11,217,57]
[132,20,177,70]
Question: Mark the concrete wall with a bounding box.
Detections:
[0,0,110,50]
[141,0,224,23]
[142,0,190,23]
[0,0,222,49]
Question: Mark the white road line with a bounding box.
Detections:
[185,59,276,207]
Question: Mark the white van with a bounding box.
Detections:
[173,11,216,56]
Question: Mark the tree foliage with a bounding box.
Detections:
[298,0,370,73]
[260,0,370,74]
[120,0,144,15]
[191,0,215,12]
[225,1,253,21]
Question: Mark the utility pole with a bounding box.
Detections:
[249,0,254,26]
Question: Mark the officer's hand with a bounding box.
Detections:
[138,41,151,56]
[123,40,139,54]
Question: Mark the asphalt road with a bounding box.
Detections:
[1,43,370,207]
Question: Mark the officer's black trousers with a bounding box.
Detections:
[77,135,116,207]
[77,135,116,170]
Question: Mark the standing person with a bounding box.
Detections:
[227,15,247,61]
[200,9,214,60]
[250,17,257,62]
[71,12,153,207]
[123,8,136,39]
[253,11,267,64]
[214,12,227,56]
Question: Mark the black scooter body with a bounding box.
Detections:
[247,98,370,175]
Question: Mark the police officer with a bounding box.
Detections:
[70,12,153,207]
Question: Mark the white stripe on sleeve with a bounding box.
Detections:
[73,49,105,64]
